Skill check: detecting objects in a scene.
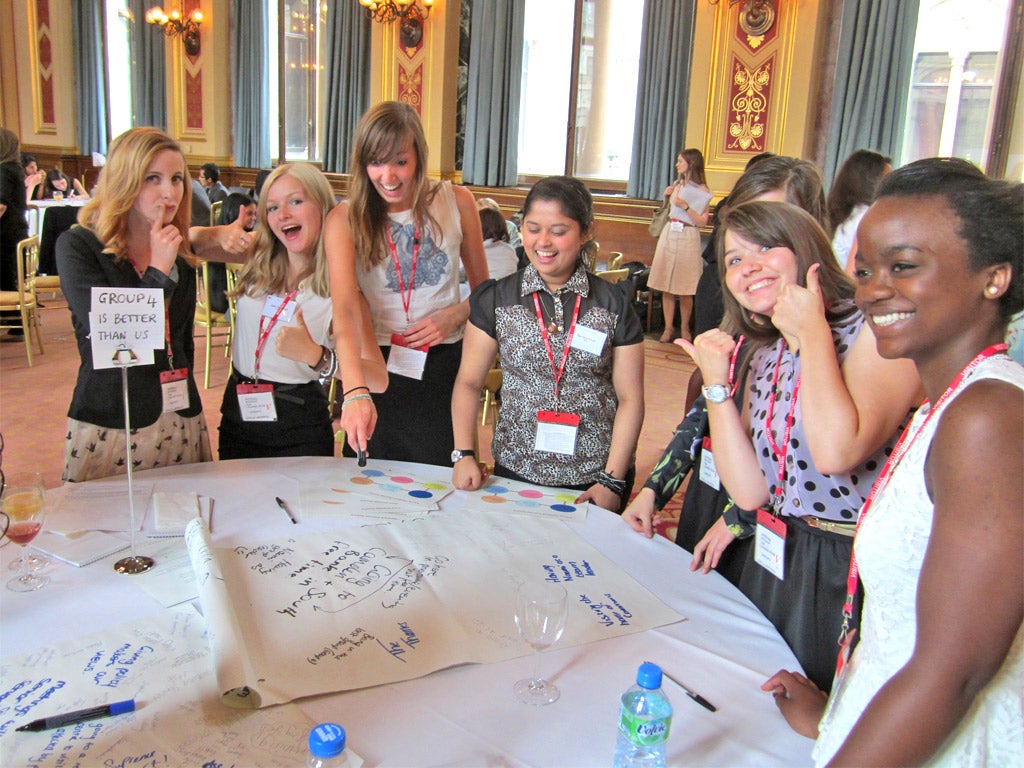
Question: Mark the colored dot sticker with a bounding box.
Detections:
[391,476,414,484]
[488,485,510,494]
[362,469,385,478]
[481,495,507,504]
[517,489,544,499]
[350,477,374,485]
[409,490,433,499]
[551,504,576,513]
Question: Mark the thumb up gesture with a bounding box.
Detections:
[771,263,826,350]
[276,306,322,366]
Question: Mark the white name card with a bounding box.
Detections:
[89,287,164,369]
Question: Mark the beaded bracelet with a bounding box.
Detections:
[342,385,370,398]
[595,470,626,494]
[342,393,373,408]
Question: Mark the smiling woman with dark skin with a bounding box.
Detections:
[763,158,1023,767]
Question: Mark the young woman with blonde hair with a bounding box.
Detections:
[217,163,385,459]
[56,127,211,482]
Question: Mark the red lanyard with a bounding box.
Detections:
[764,341,801,510]
[254,290,297,382]
[838,342,1008,641]
[727,335,746,396]
[388,224,420,324]
[533,291,582,408]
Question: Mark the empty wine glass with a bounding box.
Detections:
[3,473,49,592]
[513,581,568,705]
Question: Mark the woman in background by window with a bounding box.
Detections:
[648,148,711,343]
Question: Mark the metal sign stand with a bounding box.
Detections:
[111,347,155,574]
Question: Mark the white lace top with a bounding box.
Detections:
[813,355,1024,766]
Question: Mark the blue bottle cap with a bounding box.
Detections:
[636,662,663,689]
[308,723,346,758]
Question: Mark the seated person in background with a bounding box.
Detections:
[477,197,522,249]
[190,174,212,227]
[21,152,44,202]
[479,206,518,280]
[199,162,229,204]
[764,158,1023,768]
[217,163,386,460]
[452,176,645,512]
[41,168,90,200]
[206,192,256,313]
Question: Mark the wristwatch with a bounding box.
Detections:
[451,449,476,464]
[701,384,730,404]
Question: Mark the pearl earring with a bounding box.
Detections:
[987,286,999,295]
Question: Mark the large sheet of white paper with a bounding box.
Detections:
[185,513,685,709]
[0,608,319,767]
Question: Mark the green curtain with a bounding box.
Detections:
[627,0,696,200]
[322,2,371,173]
[128,0,166,129]
[461,0,525,186]
[72,0,108,155]
[824,0,921,186]
[232,0,271,168]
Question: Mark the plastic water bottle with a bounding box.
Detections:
[613,662,673,768]
[306,723,350,768]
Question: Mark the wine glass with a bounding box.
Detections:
[513,581,568,705]
[3,474,49,592]
[4,473,50,574]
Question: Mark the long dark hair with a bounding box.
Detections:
[827,149,890,232]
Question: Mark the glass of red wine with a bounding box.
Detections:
[3,473,49,592]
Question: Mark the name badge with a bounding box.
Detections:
[387,333,428,380]
[754,508,787,580]
[160,368,190,413]
[237,383,278,422]
[670,221,686,233]
[570,324,607,356]
[535,410,579,455]
[698,436,720,490]
[262,294,297,322]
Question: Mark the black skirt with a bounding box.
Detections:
[218,370,333,459]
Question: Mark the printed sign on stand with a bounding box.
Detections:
[88,287,164,369]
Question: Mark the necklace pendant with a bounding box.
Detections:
[547,322,562,334]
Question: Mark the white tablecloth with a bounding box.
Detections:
[0,457,814,766]
[25,198,87,239]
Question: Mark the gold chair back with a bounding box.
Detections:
[0,237,45,366]
[194,260,232,388]
[210,200,223,226]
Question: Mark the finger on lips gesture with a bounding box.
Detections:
[149,216,181,272]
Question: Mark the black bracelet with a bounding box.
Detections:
[342,385,370,398]
[595,470,626,494]
[309,346,330,371]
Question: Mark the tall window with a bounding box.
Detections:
[517,0,644,188]
[104,0,134,139]
[269,0,328,163]
[901,0,1013,174]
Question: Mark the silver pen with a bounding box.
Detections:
[646,661,717,712]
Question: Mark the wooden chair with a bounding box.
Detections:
[194,260,232,388]
[0,237,45,366]
[596,268,630,284]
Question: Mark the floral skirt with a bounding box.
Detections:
[63,412,212,483]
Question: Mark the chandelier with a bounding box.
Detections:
[358,0,433,47]
[145,5,203,56]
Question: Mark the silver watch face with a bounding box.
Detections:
[451,450,462,463]
[703,384,729,403]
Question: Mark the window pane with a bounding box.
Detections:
[573,0,643,181]
[900,1,1009,167]
[518,0,574,177]
[282,0,325,162]
[105,0,134,140]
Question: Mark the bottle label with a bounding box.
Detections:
[619,708,670,746]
